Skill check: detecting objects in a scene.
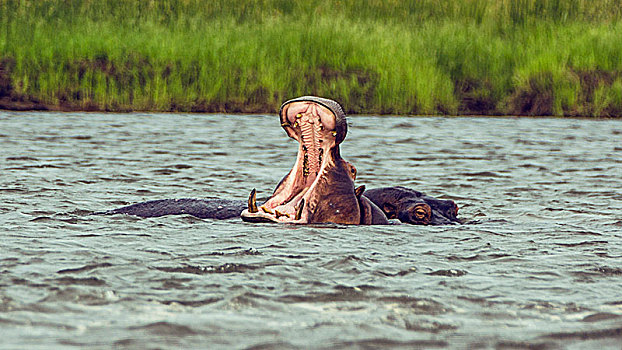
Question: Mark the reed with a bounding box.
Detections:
[1,0,621,116]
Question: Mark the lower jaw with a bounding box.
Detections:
[242,186,309,223]
[242,136,334,223]
[240,209,304,224]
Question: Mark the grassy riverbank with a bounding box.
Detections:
[1,0,622,116]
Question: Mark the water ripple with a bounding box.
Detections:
[1,112,621,348]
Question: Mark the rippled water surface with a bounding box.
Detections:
[1,111,621,349]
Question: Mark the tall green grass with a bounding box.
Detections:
[1,0,621,115]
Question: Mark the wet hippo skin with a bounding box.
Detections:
[364,186,460,225]
[98,198,246,220]
[99,96,460,225]
[99,187,459,225]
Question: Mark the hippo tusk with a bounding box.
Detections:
[295,198,305,221]
[248,188,258,213]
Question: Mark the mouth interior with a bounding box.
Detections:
[255,101,339,222]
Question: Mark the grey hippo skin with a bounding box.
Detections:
[98,198,246,220]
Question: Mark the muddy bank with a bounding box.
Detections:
[2,56,621,116]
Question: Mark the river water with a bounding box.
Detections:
[1,111,621,349]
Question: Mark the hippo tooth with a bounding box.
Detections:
[303,152,309,176]
[260,205,273,214]
[295,198,305,220]
[248,188,258,213]
[274,209,289,219]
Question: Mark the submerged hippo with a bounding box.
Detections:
[364,186,460,225]
[99,96,460,225]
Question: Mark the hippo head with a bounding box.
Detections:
[241,96,361,224]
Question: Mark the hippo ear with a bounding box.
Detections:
[354,185,365,198]
[382,203,397,219]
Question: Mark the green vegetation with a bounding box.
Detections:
[1,0,622,116]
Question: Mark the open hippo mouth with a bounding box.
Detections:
[240,96,360,224]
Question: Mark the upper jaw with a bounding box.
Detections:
[279,96,348,146]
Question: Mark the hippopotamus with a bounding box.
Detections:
[98,96,460,225]
[239,96,387,224]
[364,186,460,225]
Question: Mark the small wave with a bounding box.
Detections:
[404,319,459,333]
[152,168,180,175]
[336,338,448,348]
[53,276,107,286]
[592,266,622,276]
[496,340,553,349]
[280,287,369,303]
[391,122,415,128]
[205,247,262,256]
[5,156,39,161]
[244,341,298,350]
[446,254,481,261]
[374,267,417,277]
[542,326,622,340]
[582,312,622,323]
[457,171,504,178]
[41,288,118,305]
[154,263,261,275]
[57,263,113,274]
[0,187,27,193]
[171,163,193,169]
[29,216,54,222]
[128,321,199,336]
[160,297,221,307]
[554,240,609,247]
[424,269,467,277]
[320,255,371,271]
[380,296,451,315]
